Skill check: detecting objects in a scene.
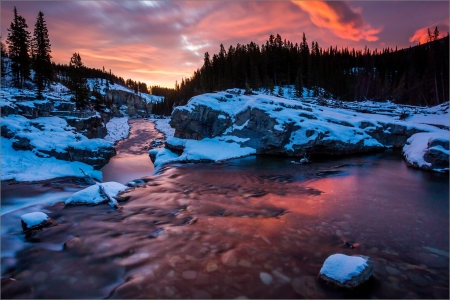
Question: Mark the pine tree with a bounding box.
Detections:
[31,11,52,99]
[68,52,89,109]
[1,36,7,79]
[6,6,31,88]
[294,67,303,98]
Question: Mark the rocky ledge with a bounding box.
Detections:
[158,90,448,172]
[2,115,115,169]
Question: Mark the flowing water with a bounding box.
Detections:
[1,119,448,299]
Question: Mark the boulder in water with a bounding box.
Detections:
[318,253,374,288]
[21,212,58,231]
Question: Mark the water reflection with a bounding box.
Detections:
[2,150,447,299]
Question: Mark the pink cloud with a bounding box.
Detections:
[292,1,381,42]
[409,18,449,44]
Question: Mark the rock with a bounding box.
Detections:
[170,104,232,140]
[318,254,374,288]
[64,237,82,249]
[67,140,116,170]
[64,115,107,139]
[21,212,58,231]
[403,132,449,172]
[259,272,273,285]
[221,249,237,267]
[16,100,53,118]
[106,90,153,117]
[1,102,19,116]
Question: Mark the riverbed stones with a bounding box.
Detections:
[20,212,57,231]
[318,254,374,288]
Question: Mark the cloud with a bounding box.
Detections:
[292,1,381,41]
[409,18,449,44]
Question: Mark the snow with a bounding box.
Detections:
[402,131,449,171]
[103,117,130,144]
[1,137,102,182]
[162,137,256,163]
[86,78,164,103]
[65,182,128,207]
[150,118,175,139]
[20,212,49,228]
[68,138,113,150]
[155,88,448,169]
[149,148,181,167]
[319,254,368,283]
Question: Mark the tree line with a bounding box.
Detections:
[1,6,151,108]
[152,31,449,115]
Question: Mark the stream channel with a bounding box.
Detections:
[1,118,449,299]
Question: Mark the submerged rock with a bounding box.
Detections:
[318,254,374,288]
[21,212,58,231]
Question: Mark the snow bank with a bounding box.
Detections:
[151,118,175,139]
[103,117,130,144]
[1,137,102,182]
[65,182,128,207]
[319,254,368,283]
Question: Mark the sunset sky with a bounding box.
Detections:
[1,1,448,89]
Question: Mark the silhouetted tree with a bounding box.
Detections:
[31,11,52,98]
[68,52,89,109]
[7,6,31,88]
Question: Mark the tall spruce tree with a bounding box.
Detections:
[1,37,7,78]
[6,6,31,88]
[68,52,89,109]
[31,11,52,99]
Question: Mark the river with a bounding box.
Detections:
[1,119,448,299]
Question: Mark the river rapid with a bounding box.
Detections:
[1,119,448,299]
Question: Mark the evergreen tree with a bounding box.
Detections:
[6,6,31,88]
[31,11,52,99]
[294,67,303,98]
[1,36,7,79]
[68,52,89,109]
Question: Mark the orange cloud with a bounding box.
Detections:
[409,18,449,44]
[292,1,381,41]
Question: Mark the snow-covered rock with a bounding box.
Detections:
[1,115,116,172]
[65,182,129,207]
[1,137,102,182]
[103,117,130,144]
[160,91,446,168]
[21,212,57,231]
[318,254,374,288]
[64,114,107,139]
[402,131,449,172]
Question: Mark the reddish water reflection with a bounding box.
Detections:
[2,151,448,299]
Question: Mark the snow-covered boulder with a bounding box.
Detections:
[21,212,57,231]
[64,114,107,139]
[15,100,53,118]
[65,182,129,207]
[402,131,449,172]
[318,254,374,288]
[2,115,116,169]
